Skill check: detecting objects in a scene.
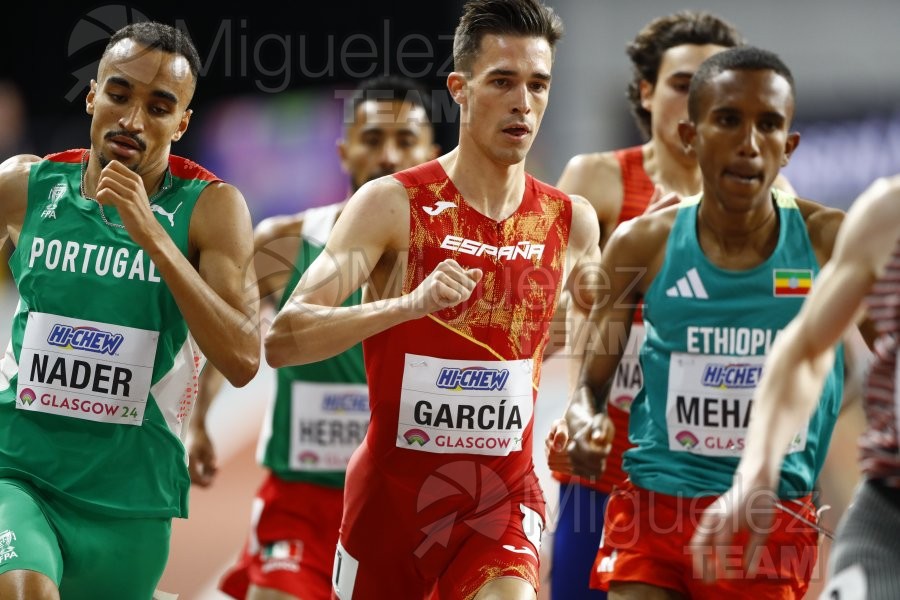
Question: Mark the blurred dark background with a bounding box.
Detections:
[2,0,900,219]
[1,2,463,145]
[0,2,464,221]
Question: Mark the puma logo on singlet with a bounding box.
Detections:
[151,202,183,227]
[423,201,456,216]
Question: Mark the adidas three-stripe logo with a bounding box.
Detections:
[665,268,708,299]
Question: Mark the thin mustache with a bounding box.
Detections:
[105,130,147,151]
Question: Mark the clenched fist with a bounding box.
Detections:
[408,259,483,316]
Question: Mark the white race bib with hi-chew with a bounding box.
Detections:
[396,353,533,456]
[289,381,369,471]
[665,352,807,456]
[16,312,157,426]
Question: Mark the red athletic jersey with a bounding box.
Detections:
[363,159,571,497]
[615,146,655,223]
[613,145,653,326]
[335,161,571,598]
[558,146,653,494]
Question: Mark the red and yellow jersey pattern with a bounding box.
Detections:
[362,159,571,492]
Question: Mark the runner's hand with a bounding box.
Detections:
[641,184,681,216]
[408,259,483,316]
[187,425,219,487]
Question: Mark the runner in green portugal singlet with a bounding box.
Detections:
[0,22,260,600]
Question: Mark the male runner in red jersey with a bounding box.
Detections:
[265,1,605,598]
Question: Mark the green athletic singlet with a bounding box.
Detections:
[625,190,844,498]
[258,203,367,487]
[0,150,218,518]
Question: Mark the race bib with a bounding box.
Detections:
[289,381,369,471]
[16,312,157,426]
[609,323,644,413]
[396,353,533,456]
[666,353,807,457]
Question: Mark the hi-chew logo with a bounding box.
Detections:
[436,367,509,391]
[701,363,762,389]
[47,324,124,355]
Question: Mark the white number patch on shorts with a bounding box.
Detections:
[817,564,867,600]
[332,541,359,599]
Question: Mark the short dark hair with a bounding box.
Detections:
[453,0,563,73]
[352,75,433,122]
[688,46,795,122]
[626,11,743,139]
[104,22,201,81]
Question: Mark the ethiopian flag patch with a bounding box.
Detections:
[773,269,812,296]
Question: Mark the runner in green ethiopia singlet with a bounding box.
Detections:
[259,203,367,486]
[0,149,216,518]
[625,189,844,499]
